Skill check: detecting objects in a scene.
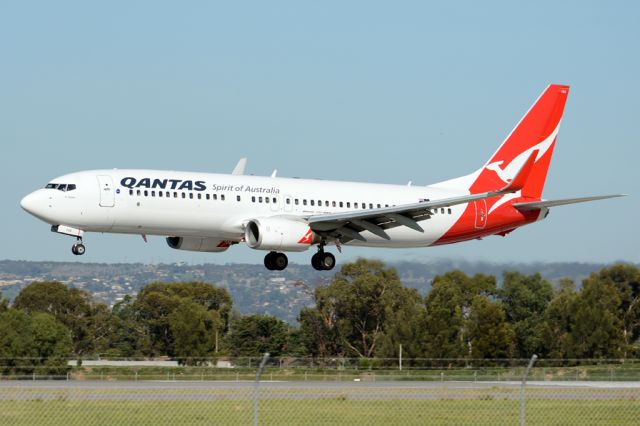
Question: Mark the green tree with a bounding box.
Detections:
[568,279,624,358]
[106,295,148,357]
[302,259,416,358]
[298,307,341,357]
[540,279,578,359]
[499,272,553,357]
[169,302,220,365]
[422,278,466,359]
[466,296,515,359]
[228,314,290,357]
[583,264,640,357]
[0,293,8,313]
[13,281,109,356]
[0,309,71,375]
[134,282,232,356]
[375,286,425,360]
[422,271,498,359]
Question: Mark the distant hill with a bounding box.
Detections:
[0,259,634,324]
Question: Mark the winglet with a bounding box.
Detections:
[499,150,538,192]
[232,158,247,175]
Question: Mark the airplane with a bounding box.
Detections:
[20,84,625,271]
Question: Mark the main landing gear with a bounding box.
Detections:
[263,248,337,271]
[264,251,288,271]
[71,238,86,256]
[311,247,335,271]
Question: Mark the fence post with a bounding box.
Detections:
[253,352,270,426]
[520,354,538,426]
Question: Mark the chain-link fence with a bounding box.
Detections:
[1,357,639,425]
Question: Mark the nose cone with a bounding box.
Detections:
[20,192,38,214]
[20,190,50,222]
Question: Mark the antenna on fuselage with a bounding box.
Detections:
[271,169,278,178]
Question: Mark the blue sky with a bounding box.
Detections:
[1,1,638,265]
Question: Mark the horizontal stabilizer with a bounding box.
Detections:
[513,194,626,211]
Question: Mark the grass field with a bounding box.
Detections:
[1,386,639,425]
[1,398,639,425]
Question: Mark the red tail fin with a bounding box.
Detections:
[473,84,569,199]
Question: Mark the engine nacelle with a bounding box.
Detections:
[244,217,317,252]
[166,237,232,252]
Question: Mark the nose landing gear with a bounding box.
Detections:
[71,237,85,256]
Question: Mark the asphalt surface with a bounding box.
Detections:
[1,380,638,401]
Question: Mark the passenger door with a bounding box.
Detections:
[97,175,115,207]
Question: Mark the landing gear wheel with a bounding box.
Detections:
[272,253,288,271]
[72,243,85,256]
[264,252,277,270]
[311,252,322,270]
[311,251,335,271]
[320,252,335,270]
[264,252,288,271]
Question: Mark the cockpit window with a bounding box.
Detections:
[45,183,77,192]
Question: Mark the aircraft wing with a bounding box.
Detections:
[305,151,538,242]
[513,194,626,211]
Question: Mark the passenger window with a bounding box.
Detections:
[347,202,351,208]
[340,202,344,208]
[173,192,177,198]
[448,208,452,214]
[252,196,256,202]
[265,197,270,204]
[144,190,148,197]
[213,194,218,200]
[129,189,133,196]
[236,195,241,202]
[182,193,186,199]
[332,201,336,207]
[137,190,141,196]
[166,191,170,197]
[197,193,202,200]
[310,200,315,206]
[151,191,155,197]
[206,194,210,200]
[295,199,299,205]
[221,194,225,201]
[273,197,277,203]
[385,204,389,208]
[303,200,307,206]
[159,192,163,198]
[189,193,193,199]
[441,208,445,214]
[377,204,381,208]
[286,198,290,204]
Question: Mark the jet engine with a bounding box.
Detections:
[244,217,318,252]
[166,237,232,252]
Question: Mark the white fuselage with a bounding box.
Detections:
[21,169,468,249]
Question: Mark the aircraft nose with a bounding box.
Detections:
[20,192,38,214]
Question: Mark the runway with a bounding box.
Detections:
[1,380,638,401]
